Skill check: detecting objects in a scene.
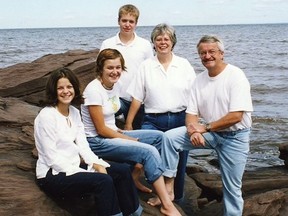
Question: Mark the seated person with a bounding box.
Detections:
[34,67,142,216]
[81,49,181,216]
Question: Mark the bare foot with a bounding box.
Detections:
[132,164,152,193]
[147,189,175,207]
[160,205,181,216]
[134,178,152,193]
[147,196,161,206]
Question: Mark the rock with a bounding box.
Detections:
[279,143,288,168]
[243,189,287,216]
[0,49,99,105]
[1,50,288,216]
[0,97,69,216]
[188,166,288,216]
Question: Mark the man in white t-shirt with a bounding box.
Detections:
[100,4,153,129]
[161,35,253,216]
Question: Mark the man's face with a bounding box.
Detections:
[198,42,224,69]
[118,13,137,34]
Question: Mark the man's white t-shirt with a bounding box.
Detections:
[187,64,253,131]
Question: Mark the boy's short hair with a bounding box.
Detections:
[118,4,140,23]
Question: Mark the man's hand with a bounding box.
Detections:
[187,122,206,136]
[190,132,205,147]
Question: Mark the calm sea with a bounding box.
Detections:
[0,24,287,170]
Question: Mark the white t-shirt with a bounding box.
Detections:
[100,32,154,101]
[34,106,109,179]
[127,54,196,113]
[81,79,121,137]
[187,64,253,131]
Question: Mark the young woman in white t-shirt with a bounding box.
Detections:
[81,49,181,216]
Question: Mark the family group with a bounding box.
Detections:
[34,4,253,216]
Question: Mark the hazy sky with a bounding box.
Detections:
[1,0,287,29]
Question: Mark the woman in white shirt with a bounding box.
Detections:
[125,23,196,203]
[81,49,181,216]
[34,68,142,216]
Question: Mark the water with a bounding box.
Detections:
[1,24,288,170]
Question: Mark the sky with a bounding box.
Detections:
[0,0,288,29]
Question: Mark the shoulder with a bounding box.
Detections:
[101,35,118,48]
[139,57,158,69]
[227,64,242,71]
[37,106,55,117]
[142,56,156,64]
[102,34,117,43]
[194,70,208,82]
[172,55,195,73]
[134,34,151,45]
[83,80,105,104]
[226,64,247,78]
[69,106,81,121]
[172,54,191,65]
[69,106,80,115]
[35,107,56,124]
[84,79,101,92]
[134,33,149,42]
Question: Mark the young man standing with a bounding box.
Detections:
[100,4,153,129]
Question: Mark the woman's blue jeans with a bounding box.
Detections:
[141,110,188,202]
[162,126,250,216]
[87,129,165,184]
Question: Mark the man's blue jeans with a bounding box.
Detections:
[162,126,250,216]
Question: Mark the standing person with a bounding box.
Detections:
[125,23,196,203]
[81,49,181,216]
[100,4,153,129]
[161,35,253,215]
[34,68,142,216]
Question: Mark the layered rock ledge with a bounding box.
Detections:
[1,49,288,216]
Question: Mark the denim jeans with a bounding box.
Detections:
[37,162,142,216]
[141,110,189,202]
[162,126,250,216]
[116,98,144,130]
[87,129,165,183]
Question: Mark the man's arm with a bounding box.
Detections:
[186,111,243,134]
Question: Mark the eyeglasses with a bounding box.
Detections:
[199,49,221,57]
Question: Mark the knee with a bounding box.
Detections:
[147,146,161,159]
[156,130,164,140]
[94,174,114,188]
[115,164,133,181]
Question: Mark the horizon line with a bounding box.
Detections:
[0,22,287,30]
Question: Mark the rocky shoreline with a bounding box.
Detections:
[1,49,288,216]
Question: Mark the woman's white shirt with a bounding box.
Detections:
[81,79,121,137]
[34,106,109,179]
[127,54,196,113]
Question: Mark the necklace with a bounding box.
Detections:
[101,80,114,90]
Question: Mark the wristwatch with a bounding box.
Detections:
[205,123,211,132]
